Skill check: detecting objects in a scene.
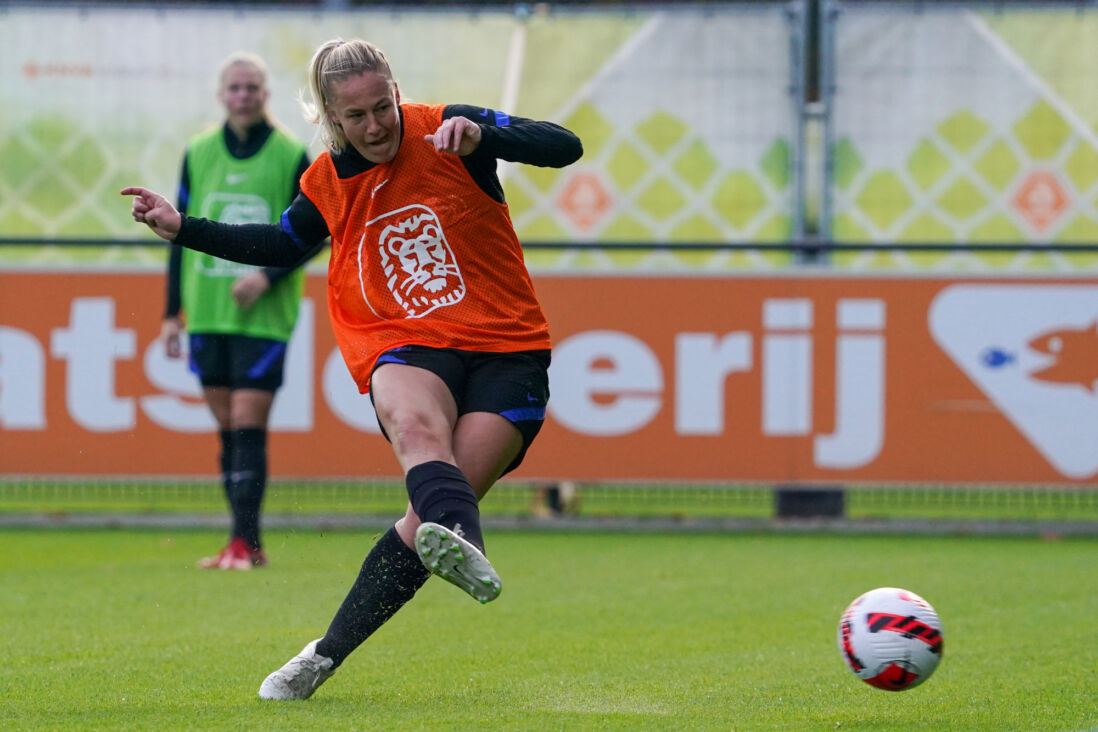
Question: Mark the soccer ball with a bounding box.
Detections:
[837,587,944,691]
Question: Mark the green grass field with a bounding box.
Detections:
[2,529,1096,730]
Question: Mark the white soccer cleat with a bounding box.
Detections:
[258,639,335,700]
[415,522,502,604]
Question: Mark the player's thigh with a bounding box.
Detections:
[370,362,460,468]
[453,412,524,497]
[229,388,275,429]
[202,387,233,429]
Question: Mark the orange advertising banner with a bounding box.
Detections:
[1,271,1096,484]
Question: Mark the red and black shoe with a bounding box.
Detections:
[198,537,267,570]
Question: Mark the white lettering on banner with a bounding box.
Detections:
[0,326,46,429]
[8,293,887,471]
[548,331,663,436]
[8,296,376,435]
[139,300,316,432]
[762,299,812,436]
[322,347,382,433]
[549,298,886,469]
[140,336,213,432]
[50,298,135,432]
[674,332,752,434]
[815,300,886,469]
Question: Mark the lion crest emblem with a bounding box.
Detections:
[367,204,465,318]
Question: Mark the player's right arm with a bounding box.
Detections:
[121,186,330,268]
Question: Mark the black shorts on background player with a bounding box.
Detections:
[189,333,288,392]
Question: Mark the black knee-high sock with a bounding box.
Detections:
[315,527,431,667]
[218,429,235,542]
[406,461,484,553]
[228,427,267,549]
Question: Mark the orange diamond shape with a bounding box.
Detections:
[1011,171,1069,232]
[557,171,611,232]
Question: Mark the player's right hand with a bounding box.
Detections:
[121,186,182,240]
[160,317,183,359]
[231,270,271,310]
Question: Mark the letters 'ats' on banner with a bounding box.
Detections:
[1,272,1096,484]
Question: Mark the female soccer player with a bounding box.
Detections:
[123,38,582,699]
[165,52,315,571]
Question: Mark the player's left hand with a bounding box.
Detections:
[424,116,482,156]
[231,270,270,309]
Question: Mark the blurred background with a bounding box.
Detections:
[3,0,1098,533]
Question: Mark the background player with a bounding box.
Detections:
[164,51,319,570]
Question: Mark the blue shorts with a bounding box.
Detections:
[370,345,551,474]
[188,333,287,392]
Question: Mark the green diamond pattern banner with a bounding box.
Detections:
[508,8,801,272]
[0,5,801,273]
[0,7,514,241]
[828,2,1098,272]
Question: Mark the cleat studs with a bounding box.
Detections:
[455,553,464,561]
[431,561,440,570]
[438,549,448,558]
[422,547,432,556]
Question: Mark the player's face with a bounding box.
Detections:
[219,64,268,133]
[327,71,402,164]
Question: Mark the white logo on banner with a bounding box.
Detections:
[929,285,1098,478]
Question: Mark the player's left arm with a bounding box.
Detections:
[444,104,582,167]
[437,104,583,203]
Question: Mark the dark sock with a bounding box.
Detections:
[406,461,484,553]
[228,427,267,550]
[218,429,235,543]
[315,527,431,667]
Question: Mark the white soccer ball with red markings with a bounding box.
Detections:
[837,587,944,691]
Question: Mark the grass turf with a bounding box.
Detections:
[1,529,1096,730]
